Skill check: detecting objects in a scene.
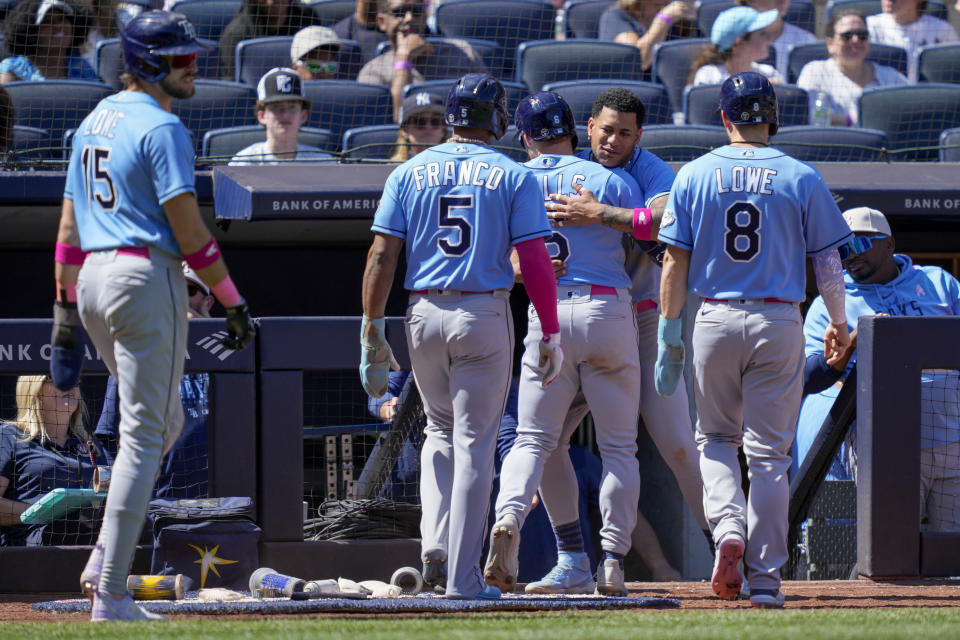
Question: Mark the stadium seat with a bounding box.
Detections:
[402,79,529,119]
[652,38,709,115]
[697,0,815,36]
[683,83,809,127]
[341,124,401,161]
[302,80,393,148]
[169,0,242,41]
[787,41,908,84]
[517,40,646,93]
[304,0,355,26]
[234,37,362,85]
[5,80,113,158]
[96,37,219,90]
[171,80,258,153]
[940,127,960,162]
[917,43,960,84]
[201,124,336,161]
[824,0,948,22]
[10,125,50,161]
[859,83,960,161]
[541,79,672,125]
[435,0,556,79]
[770,125,889,161]
[561,0,614,39]
[639,124,729,162]
[374,38,502,77]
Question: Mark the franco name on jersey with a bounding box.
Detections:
[410,159,506,191]
[714,165,778,195]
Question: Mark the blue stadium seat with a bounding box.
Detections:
[435,0,556,79]
[10,125,50,161]
[561,0,614,39]
[234,36,361,85]
[304,0,355,26]
[541,79,672,125]
[169,0,242,41]
[683,83,809,127]
[96,37,219,90]
[639,124,729,162]
[917,43,960,84]
[171,80,258,153]
[494,123,590,162]
[652,38,709,115]
[374,37,502,76]
[402,79,529,119]
[5,80,113,157]
[341,124,401,161]
[859,83,960,161]
[302,80,393,148]
[787,41,908,84]
[940,127,960,162]
[824,0,948,22]
[201,124,336,161]
[517,40,646,93]
[698,0,815,37]
[770,125,888,161]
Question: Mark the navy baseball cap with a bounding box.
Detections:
[399,91,445,125]
[711,6,779,52]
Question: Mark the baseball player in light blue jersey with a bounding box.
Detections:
[360,74,562,600]
[656,72,852,608]
[483,91,642,597]
[51,11,254,622]
[797,207,960,529]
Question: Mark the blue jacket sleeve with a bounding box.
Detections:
[367,370,410,421]
[804,352,844,395]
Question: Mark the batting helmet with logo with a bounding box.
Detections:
[718,71,779,136]
[514,91,578,150]
[121,10,211,83]
[444,73,509,139]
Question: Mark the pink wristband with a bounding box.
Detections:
[633,208,653,241]
[211,275,243,308]
[393,60,414,71]
[55,241,88,265]
[655,11,673,26]
[183,237,221,270]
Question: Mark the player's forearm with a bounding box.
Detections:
[362,233,402,318]
[55,199,82,287]
[659,245,690,318]
[600,205,634,233]
[515,237,560,334]
[648,194,668,238]
[812,250,847,326]
[0,497,28,525]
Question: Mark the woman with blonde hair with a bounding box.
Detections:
[0,375,106,546]
[390,91,448,163]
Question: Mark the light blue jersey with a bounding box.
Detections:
[372,142,550,292]
[64,92,196,257]
[658,145,852,301]
[523,154,637,289]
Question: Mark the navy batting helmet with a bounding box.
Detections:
[444,73,509,139]
[718,71,779,135]
[121,10,211,83]
[514,91,578,150]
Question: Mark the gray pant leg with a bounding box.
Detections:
[537,391,590,529]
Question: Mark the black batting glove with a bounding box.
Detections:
[222,300,255,350]
[50,301,84,390]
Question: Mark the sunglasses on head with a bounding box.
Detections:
[836,29,869,41]
[301,60,338,74]
[169,52,197,69]
[187,284,207,297]
[389,4,425,18]
[838,234,887,260]
[408,115,444,128]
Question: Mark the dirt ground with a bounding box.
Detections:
[2,580,959,622]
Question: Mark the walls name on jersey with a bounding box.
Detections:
[410,160,505,191]
[714,166,777,195]
[84,109,126,139]
[539,172,586,200]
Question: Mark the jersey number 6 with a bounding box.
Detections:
[724,201,761,262]
[438,195,474,257]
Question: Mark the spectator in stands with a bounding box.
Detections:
[735,0,816,78]
[229,67,335,165]
[866,0,958,82]
[75,0,117,69]
[0,0,97,84]
[291,26,342,81]
[358,0,487,121]
[598,0,698,71]
[797,11,908,127]
[219,0,320,82]
[796,207,960,531]
[688,6,781,85]
[390,91,447,162]
[0,375,107,546]
[333,0,387,64]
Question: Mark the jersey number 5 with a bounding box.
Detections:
[438,195,473,256]
[724,202,761,262]
[81,146,117,211]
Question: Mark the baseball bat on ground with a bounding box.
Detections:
[126,574,185,600]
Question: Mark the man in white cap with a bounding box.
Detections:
[290,25,342,81]
[796,206,960,531]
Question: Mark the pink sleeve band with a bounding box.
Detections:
[633,208,653,241]
[183,237,221,270]
[211,275,243,308]
[515,237,560,335]
[55,242,88,265]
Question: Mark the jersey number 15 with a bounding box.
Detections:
[81,145,117,211]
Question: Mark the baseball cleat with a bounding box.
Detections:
[595,558,628,597]
[711,535,745,600]
[445,584,501,600]
[422,548,447,594]
[80,543,104,603]
[91,590,167,622]
[525,551,596,594]
[483,515,520,593]
[749,588,785,608]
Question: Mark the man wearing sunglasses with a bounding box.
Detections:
[796,207,960,531]
[358,0,488,121]
[291,25,342,81]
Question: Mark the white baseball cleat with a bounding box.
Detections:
[595,558,628,597]
[711,535,745,601]
[80,543,104,603]
[483,515,520,593]
[91,590,167,622]
[750,588,785,608]
[525,551,596,594]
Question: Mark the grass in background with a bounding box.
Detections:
[6,608,960,640]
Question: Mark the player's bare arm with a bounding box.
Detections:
[163,192,230,289]
[362,233,403,318]
[547,183,632,232]
[812,249,850,364]
[659,245,691,319]
[54,198,82,290]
